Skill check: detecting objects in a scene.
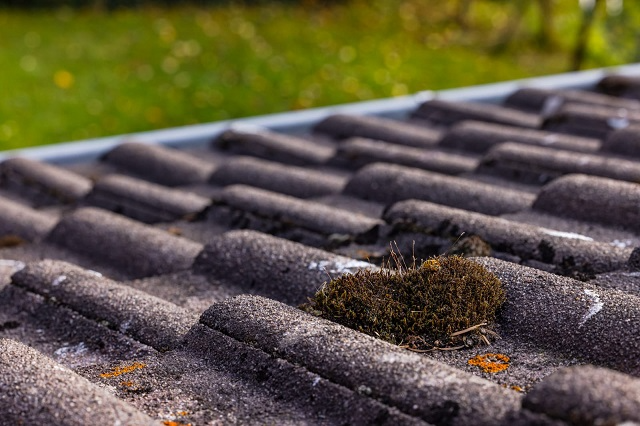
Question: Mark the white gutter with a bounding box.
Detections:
[2,62,640,164]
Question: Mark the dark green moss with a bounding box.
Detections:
[302,255,505,349]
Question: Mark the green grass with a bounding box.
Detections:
[0,0,637,149]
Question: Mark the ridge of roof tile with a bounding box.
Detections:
[476,257,640,374]
[12,260,198,352]
[522,365,640,425]
[213,127,335,166]
[412,99,541,128]
[439,120,601,154]
[0,338,156,425]
[193,229,375,305]
[209,155,346,198]
[183,323,430,425]
[200,294,521,426]
[211,184,382,247]
[478,142,640,184]
[385,199,632,276]
[600,126,640,157]
[533,174,640,231]
[504,87,640,113]
[102,141,215,186]
[84,173,210,223]
[0,157,92,206]
[543,102,640,139]
[598,74,640,98]
[45,207,203,279]
[344,162,535,215]
[332,137,478,175]
[0,195,58,241]
[313,113,443,148]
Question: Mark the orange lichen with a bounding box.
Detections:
[511,385,524,393]
[100,362,147,378]
[163,422,191,426]
[120,381,135,387]
[177,411,189,416]
[468,353,510,373]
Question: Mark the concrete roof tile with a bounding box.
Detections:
[45,207,203,278]
[213,127,335,165]
[313,113,442,148]
[523,365,640,425]
[0,338,155,425]
[103,141,215,186]
[209,155,346,198]
[478,142,640,184]
[211,184,382,247]
[333,137,478,174]
[344,162,535,215]
[193,229,375,305]
[440,120,600,154]
[200,294,521,426]
[412,99,541,128]
[533,174,640,231]
[84,173,210,223]
[0,157,92,205]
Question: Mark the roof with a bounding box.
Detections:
[2,65,640,425]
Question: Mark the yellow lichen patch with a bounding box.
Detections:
[421,258,441,272]
[468,353,510,373]
[100,362,146,378]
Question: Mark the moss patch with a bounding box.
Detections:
[302,255,505,350]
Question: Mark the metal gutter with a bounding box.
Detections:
[3,63,640,164]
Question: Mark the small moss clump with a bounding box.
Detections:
[302,255,505,349]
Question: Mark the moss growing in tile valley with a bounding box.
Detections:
[302,255,505,350]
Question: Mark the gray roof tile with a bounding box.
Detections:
[344,162,535,215]
[412,99,541,128]
[333,137,478,174]
[46,207,203,278]
[214,127,335,165]
[478,142,640,184]
[533,174,640,231]
[0,157,92,205]
[210,184,382,247]
[0,338,155,425]
[84,173,210,223]
[103,141,215,186]
[313,113,442,148]
[439,120,600,154]
[209,155,346,198]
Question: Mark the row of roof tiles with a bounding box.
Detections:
[1,77,640,424]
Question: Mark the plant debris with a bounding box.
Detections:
[301,251,505,351]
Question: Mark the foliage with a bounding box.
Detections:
[0,1,637,150]
[301,255,505,349]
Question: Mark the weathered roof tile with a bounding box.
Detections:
[213,126,335,165]
[102,141,215,186]
[0,338,155,425]
[0,157,92,205]
[84,173,210,223]
[209,155,346,198]
[344,163,534,215]
[313,113,442,148]
[333,137,477,174]
[439,120,600,154]
[46,207,203,278]
[412,99,541,128]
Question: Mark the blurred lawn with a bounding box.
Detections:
[0,0,637,149]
